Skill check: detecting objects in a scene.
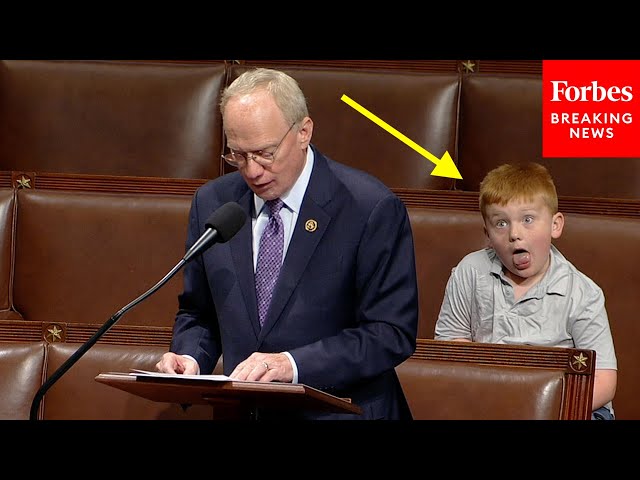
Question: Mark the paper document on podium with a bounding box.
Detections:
[129,369,232,382]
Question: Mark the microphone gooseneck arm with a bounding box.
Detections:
[29,257,187,421]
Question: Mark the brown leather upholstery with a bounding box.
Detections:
[554,213,640,420]
[397,339,594,420]
[0,189,14,317]
[408,207,487,338]
[399,359,564,420]
[42,342,213,419]
[0,341,45,419]
[0,60,227,179]
[228,65,459,191]
[13,189,191,327]
[2,60,639,200]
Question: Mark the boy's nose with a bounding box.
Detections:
[509,225,522,241]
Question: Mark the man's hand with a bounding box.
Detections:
[155,352,198,375]
[229,352,293,382]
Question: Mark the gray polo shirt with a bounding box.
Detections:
[435,244,617,372]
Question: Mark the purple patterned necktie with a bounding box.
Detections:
[255,198,285,327]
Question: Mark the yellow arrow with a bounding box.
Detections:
[341,94,462,179]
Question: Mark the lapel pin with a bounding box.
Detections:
[305,219,318,232]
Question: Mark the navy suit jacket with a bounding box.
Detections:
[170,147,419,419]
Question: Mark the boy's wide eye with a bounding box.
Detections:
[524,215,534,224]
[496,220,507,228]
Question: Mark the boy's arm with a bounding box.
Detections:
[570,282,618,410]
[434,265,474,340]
[593,369,617,410]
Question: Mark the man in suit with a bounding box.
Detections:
[156,68,418,420]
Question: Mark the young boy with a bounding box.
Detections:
[434,162,617,419]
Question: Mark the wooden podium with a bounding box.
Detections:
[95,372,362,420]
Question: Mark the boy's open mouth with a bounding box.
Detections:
[513,248,531,269]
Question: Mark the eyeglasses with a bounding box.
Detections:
[222,123,296,168]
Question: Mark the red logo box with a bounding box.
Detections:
[542,60,640,158]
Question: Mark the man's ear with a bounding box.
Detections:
[551,212,565,239]
[298,116,314,149]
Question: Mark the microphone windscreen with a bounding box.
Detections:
[205,202,247,243]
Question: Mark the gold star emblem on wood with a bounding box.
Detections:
[572,352,588,371]
[46,325,63,342]
[461,60,476,73]
[16,175,32,189]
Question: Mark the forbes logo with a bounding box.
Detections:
[550,80,633,102]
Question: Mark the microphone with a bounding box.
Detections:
[183,201,247,263]
[29,201,247,420]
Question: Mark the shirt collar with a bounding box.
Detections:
[543,245,571,296]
